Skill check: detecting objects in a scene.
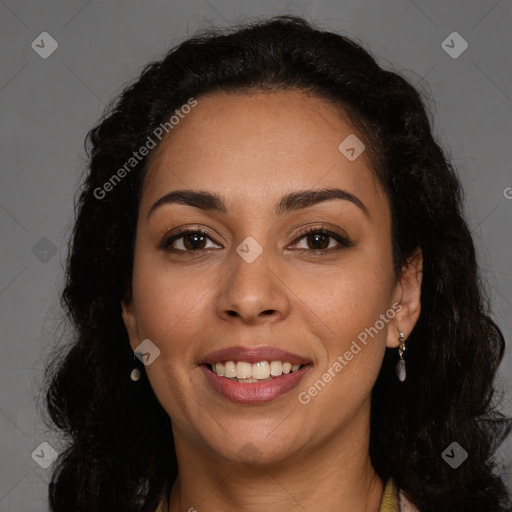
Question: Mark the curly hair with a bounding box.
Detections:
[43,15,511,512]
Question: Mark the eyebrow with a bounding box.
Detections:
[147,188,370,219]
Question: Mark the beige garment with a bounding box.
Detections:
[399,489,420,512]
[156,478,420,511]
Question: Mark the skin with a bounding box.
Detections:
[122,89,422,512]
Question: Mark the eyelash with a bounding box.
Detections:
[158,226,352,254]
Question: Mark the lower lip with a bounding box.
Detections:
[200,364,311,404]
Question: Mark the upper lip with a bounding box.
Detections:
[200,346,311,365]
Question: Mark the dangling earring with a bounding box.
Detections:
[395,330,407,382]
[130,355,141,382]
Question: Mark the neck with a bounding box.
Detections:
[167,407,383,512]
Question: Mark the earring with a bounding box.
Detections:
[130,355,141,382]
[395,330,407,382]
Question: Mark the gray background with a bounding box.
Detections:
[1,0,511,510]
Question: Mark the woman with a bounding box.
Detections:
[43,15,511,512]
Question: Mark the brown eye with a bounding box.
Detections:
[304,232,330,250]
[292,228,352,252]
[160,229,221,252]
[181,232,207,250]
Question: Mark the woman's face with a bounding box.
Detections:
[122,89,421,466]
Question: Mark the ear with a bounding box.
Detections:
[121,294,140,352]
[386,247,423,348]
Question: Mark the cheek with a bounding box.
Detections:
[292,249,395,386]
[129,254,210,421]
[293,275,392,424]
[303,272,392,362]
[297,247,394,336]
[129,247,216,371]
[132,209,219,323]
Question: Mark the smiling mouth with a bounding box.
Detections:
[206,360,308,383]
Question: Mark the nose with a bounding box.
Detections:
[215,244,291,325]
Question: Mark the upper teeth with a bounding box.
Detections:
[211,361,302,380]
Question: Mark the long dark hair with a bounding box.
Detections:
[42,15,511,512]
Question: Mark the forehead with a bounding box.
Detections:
[140,90,386,217]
